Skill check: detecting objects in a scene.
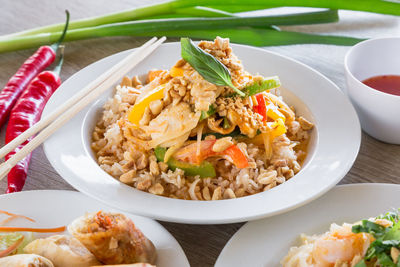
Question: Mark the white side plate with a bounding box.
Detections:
[0,190,189,267]
[216,183,400,267]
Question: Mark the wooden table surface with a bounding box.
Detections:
[0,1,400,266]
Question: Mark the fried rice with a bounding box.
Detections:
[91,37,314,200]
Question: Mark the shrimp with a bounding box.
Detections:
[311,224,373,266]
[282,224,374,267]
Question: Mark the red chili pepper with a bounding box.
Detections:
[0,11,69,128]
[0,49,55,127]
[0,11,69,193]
[5,66,62,193]
[253,93,267,121]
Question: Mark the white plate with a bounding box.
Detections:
[216,183,400,267]
[0,190,189,267]
[43,42,360,224]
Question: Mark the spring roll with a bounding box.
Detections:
[68,211,156,265]
[24,235,100,267]
[0,254,54,266]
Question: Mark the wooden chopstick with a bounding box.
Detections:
[0,36,166,180]
[0,37,159,159]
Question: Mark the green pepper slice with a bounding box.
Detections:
[242,76,281,96]
[199,104,217,121]
[154,147,216,178]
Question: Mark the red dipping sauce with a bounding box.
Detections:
[362,75,400,96]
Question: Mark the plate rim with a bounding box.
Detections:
[43,41,361,224]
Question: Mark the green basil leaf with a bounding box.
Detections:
[181,37,245,97]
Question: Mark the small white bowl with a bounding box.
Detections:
[345,37,400,144]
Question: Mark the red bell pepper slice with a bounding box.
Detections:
[253,93,267,121]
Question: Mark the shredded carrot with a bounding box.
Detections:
[0,226,66,233]
[105,215,112,226]
[95,212,114,230]
[0,210,35,223]
[0,236,24,257]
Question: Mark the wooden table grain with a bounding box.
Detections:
[0,1,399,266]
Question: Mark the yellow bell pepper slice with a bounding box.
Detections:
[128,84,165,125]
[170,66,184,77]
[248,134,264,146]
[269,118,286,140]
[266,106,286,122]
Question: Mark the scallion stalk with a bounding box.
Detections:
[181,0,400,16]
[0,11,340,53]
[0,27,363,55]
[138,28,365,46]
[161,6,235,17]
[2,1,182,38]
[5,0,400,39]
[142,6,235,19]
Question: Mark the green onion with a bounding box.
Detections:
[182,0,400,16]
[3,1,180,38]
[142,28,364,47]
[5,0,400,39]
[179,28,364,46]
[145,6,235,19]
[223,118,231,129]
[200,105,217,121]
[0,11,341,53]
[0,27,364,54]
[0,27,363,54]
[145,9,339,25]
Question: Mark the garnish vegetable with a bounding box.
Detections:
[4,0,400,53]
[181,38,281,97]
[181,37,245,96]
[0,226,66,233]
[5,53,64,193]
[242,77,281,96]
[154,147,216,178]
[0,11,69,129]
[353,211,400,266]
[4,0,400,40]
